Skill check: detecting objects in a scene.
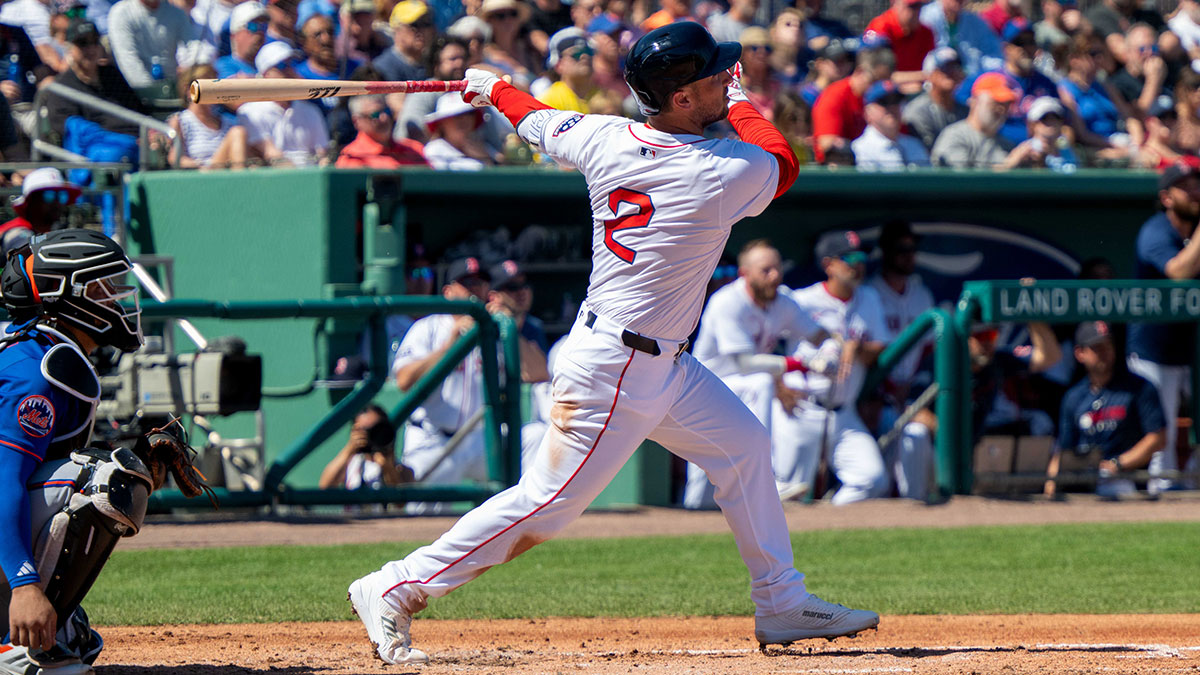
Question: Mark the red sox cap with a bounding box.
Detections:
[816,230,867,260]
[1075,320,1112,348]
[446,257,489,284]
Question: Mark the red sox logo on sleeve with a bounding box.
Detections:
[17,395,55,438]
[553,114,584,138]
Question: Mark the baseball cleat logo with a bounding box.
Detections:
[553,114,583,137]
[802,610,834,621]
[17,395,54,437]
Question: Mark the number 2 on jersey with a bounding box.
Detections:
[603,188,654,264]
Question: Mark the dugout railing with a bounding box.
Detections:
[953,280,1200,494]
[141,295,523,510]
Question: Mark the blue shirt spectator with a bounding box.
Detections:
[1058,370,1164,461]
[919,0,1003,77]
[1059,77,1119,138]
[215,53,256,77]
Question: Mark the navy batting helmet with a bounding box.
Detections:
[623,21,741,116]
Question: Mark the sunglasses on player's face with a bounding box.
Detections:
[245,20,267,33]
[840,251,867,266]
[34,189,75,205]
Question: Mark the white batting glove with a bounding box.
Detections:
[463,68,502,108]
[726,63,750,107]
[807,339,843,376]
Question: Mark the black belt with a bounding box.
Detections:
[585,311,662,356]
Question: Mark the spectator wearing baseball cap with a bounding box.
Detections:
[336,94,427,168]
[852,81,931,170]
[800,36,855,105]
[338,0,391,63]
[902,46,967,148]
[918,0,1003,77]
[215,1,268,78]
[707,0,762,44]
[1045,320,1165,500]
[372,0,431,83]
[863,0,935,73]
[481,0,540,90]
[811,46,895,163]
[930,71,1016,167]
[1001,95,1078,171]
[1127,160,1200,495]
[237,41,331,166]
[0,168,81,258]
[40,17,147,148]
[535,28,596,112]
[423,92,495,171]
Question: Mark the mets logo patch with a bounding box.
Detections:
[17,395,54,438]
[553,114,583,137]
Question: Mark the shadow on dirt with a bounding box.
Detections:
[762,644,1162,659]
[97,667,422,675]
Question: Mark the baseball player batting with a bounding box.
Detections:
[347,22,879,665]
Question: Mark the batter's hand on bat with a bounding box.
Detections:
[726,62,750,107]
[463,68,503,108]
[774,379,805,416]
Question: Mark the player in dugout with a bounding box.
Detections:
[348,21,879,666]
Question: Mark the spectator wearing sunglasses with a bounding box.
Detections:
[372,0,431,83]
[215,2,269,77]
[735,27,779,121]
[336,94,427,167]
[535,29,595,113]
[1107,23,1166,118]
[0,168,80,258]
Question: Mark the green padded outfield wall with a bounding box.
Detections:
[125,167,1162,503]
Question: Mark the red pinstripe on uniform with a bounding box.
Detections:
[386,350,639,593]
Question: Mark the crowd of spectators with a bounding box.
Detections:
[0,0,1197,171]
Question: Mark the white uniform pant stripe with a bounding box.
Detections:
[378,317,808,617]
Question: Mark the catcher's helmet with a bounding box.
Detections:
[1,229,143,352]
[623,21,741,116]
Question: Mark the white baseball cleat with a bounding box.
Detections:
[755,594,880,647]
[348,573,429,665]
[0,645,93,675]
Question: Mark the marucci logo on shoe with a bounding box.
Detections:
[802,610,834,621]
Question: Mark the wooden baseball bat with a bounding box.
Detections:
[189,78,469,105]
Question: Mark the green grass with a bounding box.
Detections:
[88,522,1200,626]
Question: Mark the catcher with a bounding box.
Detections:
[0,229,212,675]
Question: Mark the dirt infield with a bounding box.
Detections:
[98,615,1200,674]
[95,496,1200,674]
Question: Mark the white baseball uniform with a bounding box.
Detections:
[867,273,936,500]
[372,108,815,619]
[392,314,547,513]
[684,278,821,508]
[772,282,890,505]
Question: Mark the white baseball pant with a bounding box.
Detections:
[375,308,809,617]
[683,371,775,509]
[878,405,935,501]
[771,403,889,505]
[1126,354,1191,492]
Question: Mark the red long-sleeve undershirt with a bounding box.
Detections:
[727,100,799,199]
[487,83,798,199]
[488,81,554,129]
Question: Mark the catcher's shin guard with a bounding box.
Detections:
[33,448,151,629]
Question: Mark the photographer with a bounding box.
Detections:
[319,405,413,490]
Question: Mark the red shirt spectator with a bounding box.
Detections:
[336,133,427,168]
[979,0,1023,35]
[864,0,935,72]
[811,77,865,161]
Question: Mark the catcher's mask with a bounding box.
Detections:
[1,229,143,352]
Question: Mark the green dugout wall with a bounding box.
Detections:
[125,167,1163,504]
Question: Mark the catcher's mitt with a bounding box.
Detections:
[133,419,219,509]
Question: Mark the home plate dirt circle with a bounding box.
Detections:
[97,614,1200,674]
